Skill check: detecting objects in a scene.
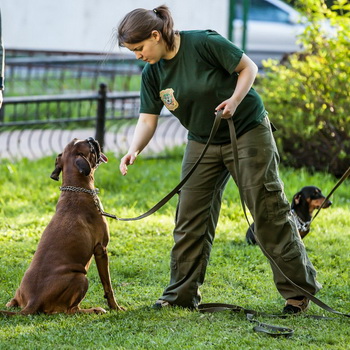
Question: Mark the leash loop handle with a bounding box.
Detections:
[198,303,294,337]
[227,117,350,319]
[247,313,294,338]
[251,321,294,338]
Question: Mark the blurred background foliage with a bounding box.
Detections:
[257,0,350,177]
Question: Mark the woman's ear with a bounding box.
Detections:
[151,30,161,41]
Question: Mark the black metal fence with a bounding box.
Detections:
[5,50,144,95]
[0,83,187,160]
[1,49,186,160]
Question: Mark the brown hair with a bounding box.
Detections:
[117,5,176,51]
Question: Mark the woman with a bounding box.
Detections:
[117,5,321,313]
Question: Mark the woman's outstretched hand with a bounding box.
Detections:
[119,152,138,176]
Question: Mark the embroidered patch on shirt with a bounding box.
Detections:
[160,88,179,111]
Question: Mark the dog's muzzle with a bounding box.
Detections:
[86,137,108,165]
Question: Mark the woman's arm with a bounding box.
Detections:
[119,113,158,175]
[216,53,258,119]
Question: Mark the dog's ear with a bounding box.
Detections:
[292,193,302,208]
[75,156,91,176]
[50,153,63,181]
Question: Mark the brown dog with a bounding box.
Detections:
[3,137,123,315]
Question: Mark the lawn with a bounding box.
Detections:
[0,147,349,349]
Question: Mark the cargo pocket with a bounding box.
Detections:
[263,180,287,221]
[281,240,302,262]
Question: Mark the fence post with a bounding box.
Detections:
[0,103,4,123]
[95,83,107,150]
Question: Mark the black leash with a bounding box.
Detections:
[101,112,223,221]
[198,303,294,338]
[197,118,350,337]
[101,112,350,336]
[226,117,350,317]
[311,165,350,223]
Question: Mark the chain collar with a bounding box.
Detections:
[60,186,99,195]
[291,209,311,232]
[60,186,104,213]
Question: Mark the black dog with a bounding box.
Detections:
[246,186,332,245]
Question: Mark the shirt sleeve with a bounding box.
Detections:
[139,65,163,115]
[203,30,243,75]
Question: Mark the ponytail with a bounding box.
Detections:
[117,5,177,51]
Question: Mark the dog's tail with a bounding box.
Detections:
[0,308,39,316]
[246,223,257,245]
[1,301,39,316]
[0,310,19,316]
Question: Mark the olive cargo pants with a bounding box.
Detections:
[159,117,322,308]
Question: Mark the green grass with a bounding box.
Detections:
[1,148,350,349]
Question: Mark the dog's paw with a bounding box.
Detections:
[6,299,18,308]
[108,300,126,311]
[115,305,126,311]
[92,307,107,314]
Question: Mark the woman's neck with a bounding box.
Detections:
[163,33,181,60]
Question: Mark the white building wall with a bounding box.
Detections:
[1,0,229,53]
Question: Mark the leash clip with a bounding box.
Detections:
[101,211,120,220]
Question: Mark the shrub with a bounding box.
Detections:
[258,0,350,177]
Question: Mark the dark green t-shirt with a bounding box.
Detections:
[140,30,267,143]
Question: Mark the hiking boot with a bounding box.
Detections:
[283,297,310,314]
